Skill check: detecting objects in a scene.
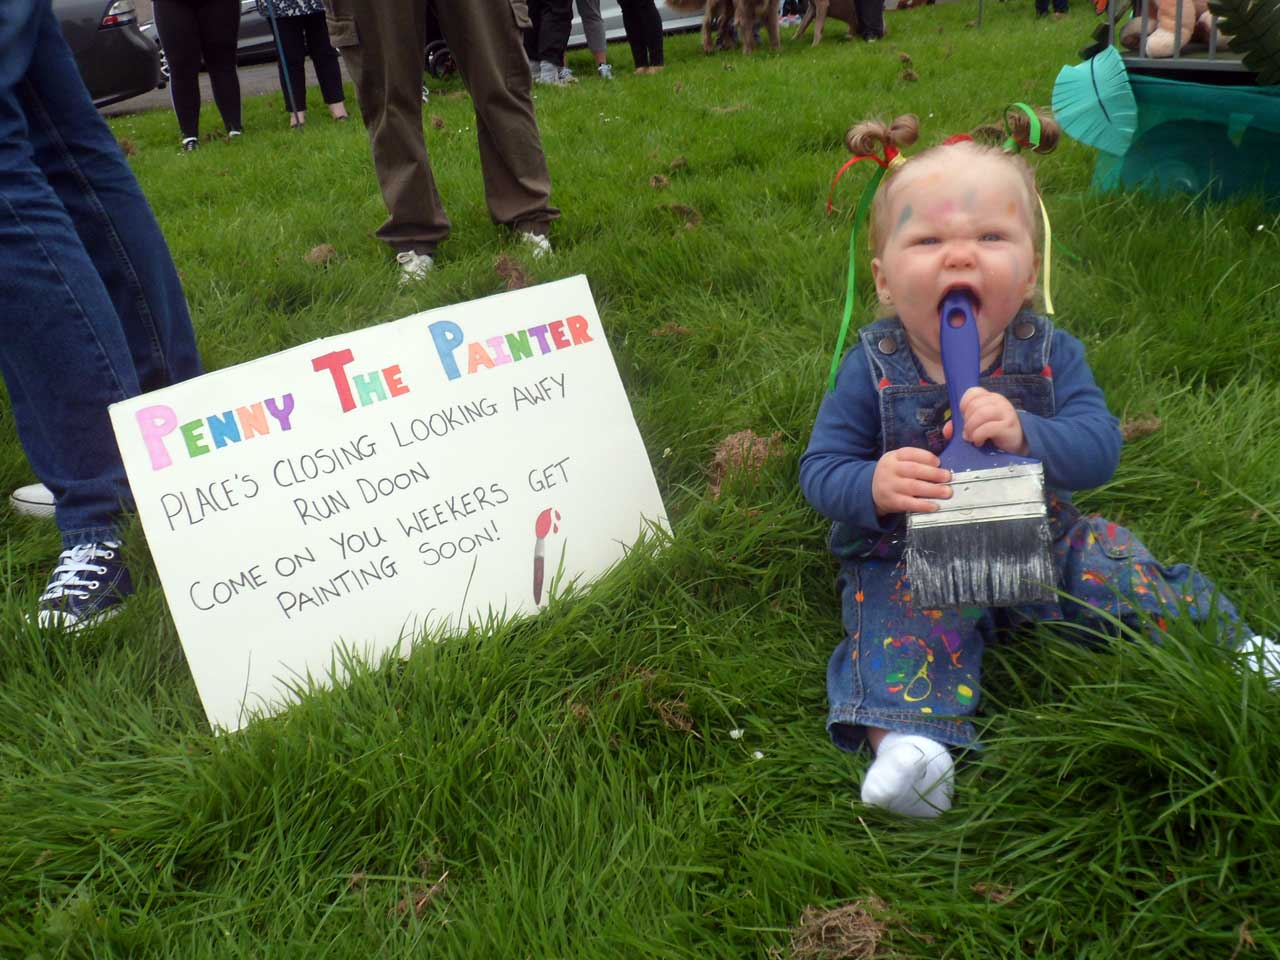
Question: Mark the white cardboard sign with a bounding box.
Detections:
[109,276,667,732]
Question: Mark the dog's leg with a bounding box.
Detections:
[702,7,714,53]
[766,0,780,49]
[737,0,754,52]
[794,0,813,40]
[812,0,828,43]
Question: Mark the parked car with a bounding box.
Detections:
[569,3,702,48]
[55,0,160,108]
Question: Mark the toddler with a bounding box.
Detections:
[799,110,1279,818]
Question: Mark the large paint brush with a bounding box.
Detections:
[906,291,1055,608]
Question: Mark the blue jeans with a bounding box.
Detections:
[0,0,202,546]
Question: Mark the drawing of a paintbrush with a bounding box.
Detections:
[906,291,1055,608]
[533,507,555,604]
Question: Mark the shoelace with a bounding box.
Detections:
[39,542,119,602]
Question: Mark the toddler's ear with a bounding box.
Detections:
[871,257,891,304]
[1025,252,1042,301]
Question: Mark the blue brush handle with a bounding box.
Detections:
[938,291,1037,473]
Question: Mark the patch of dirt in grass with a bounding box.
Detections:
[785,897,891,959]
[494,253,530,290]
[1120,414,1161,442]
[707,429,785,499]
[651,321,692,337]
[651,174,671,189]
[669,155,688,171]
[971,881,1012,903]
[118,138,136,156]
[304,244,338,266]
[663,202,703,230]
[649,693,697,736]
[392,859,449,919]
[711,102,749,114]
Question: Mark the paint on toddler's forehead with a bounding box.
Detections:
[892,204,913,237]
[924,199,958,221]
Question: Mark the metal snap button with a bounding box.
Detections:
[877,336,897,355]
[1014,321,1035,340]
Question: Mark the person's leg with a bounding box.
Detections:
[536,0,573,66]
[637,0,664,67]
[434,0,561,237]
[827,559,990,816]
[0,15,140,541]
[300,11,348,115]
[575,0,610,73]
[618,0,650,69]
[195,0,243,133]
[851,0,885,37]
[272,14,309,120]
[152,0,203,142]
[324,0,448,257]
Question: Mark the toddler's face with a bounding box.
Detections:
[871,152,1039,376]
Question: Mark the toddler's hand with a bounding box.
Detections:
[941,387,1029,455]
[872,447,952,516]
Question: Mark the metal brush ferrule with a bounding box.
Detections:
[907,462,1047,531]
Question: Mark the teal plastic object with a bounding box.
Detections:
[1090,75,1280,204]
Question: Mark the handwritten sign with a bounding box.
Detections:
[109,276,667,732]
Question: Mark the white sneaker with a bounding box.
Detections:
[519,231,552,259]
[10,482,55,518]
[598,63,613,80]
[1242,635,1280,688]
[536,61,566,86]
[396,250,434,285]
[557,65,578,84]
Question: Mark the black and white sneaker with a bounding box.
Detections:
[36,541,133,631]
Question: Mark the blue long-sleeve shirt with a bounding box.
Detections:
[799,325,1122,535]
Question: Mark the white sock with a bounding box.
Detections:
[1242,635,1280,689]
[861,732,954,818]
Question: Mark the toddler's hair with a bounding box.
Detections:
[846,108,1060,257]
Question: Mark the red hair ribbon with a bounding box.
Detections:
[825,145,899,215]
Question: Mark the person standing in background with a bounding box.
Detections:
[1,0,203,628]
[573,0,613,79]
[153,0,243,150]
[321,0,560,284]
[257,0,349,127]
[619,0,664,74]
[525,0,576,85]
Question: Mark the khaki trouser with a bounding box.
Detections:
[323,0,559,255]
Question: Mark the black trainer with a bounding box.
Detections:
[36,541,133,631]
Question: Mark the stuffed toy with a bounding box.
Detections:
[1125,0,1221,57]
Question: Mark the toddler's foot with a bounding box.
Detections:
[1242,635,1280,688]
[861,733,954,818]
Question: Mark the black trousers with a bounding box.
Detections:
[619,0,663,67]
[270,11,346,112]
[523,0,571,64]
[153,0,242,139]
[852,0,885,38]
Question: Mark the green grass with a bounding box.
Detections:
[4,3,1280,955]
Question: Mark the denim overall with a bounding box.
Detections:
[825,312,1246,751]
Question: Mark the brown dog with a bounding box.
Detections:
[668,0,780,53]
[793,0,860,45]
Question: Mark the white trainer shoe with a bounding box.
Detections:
[396,250,434,285]
[10,482,55,518]
[519,231,552,259]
